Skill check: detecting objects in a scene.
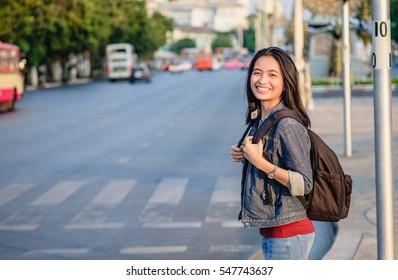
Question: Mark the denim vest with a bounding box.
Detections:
[239,102,313,228]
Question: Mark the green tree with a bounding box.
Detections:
[136,11,174,59]
[392,0,398,43]
[170,38,196,55]
[0,0,50,67]
[211,32,233,52]
[0,0,173,80]
[243,15,256,53]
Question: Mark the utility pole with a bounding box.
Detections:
[342,0,352,157]
[255,0,274,51]
[294,0,304,66]
[294,0,310,109]
[371,0,395,260]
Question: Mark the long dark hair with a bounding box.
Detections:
[245,47,311,128]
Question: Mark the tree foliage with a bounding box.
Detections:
[243,15,256,53]
[170,38,196,54]
[211,33,233,52]
[0,0,173,69]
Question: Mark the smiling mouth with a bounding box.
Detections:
[256,86,271,93]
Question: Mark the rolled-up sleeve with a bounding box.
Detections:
[288,170,305,196]
[276,119,313,196]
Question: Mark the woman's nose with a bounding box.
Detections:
[257,74,268,84]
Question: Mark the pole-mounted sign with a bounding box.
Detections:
[372,20,392,69]
[371,0,395,260]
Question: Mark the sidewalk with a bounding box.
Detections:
[25,78,92,91]
[250,95,398,260]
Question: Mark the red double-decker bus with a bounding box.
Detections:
[0,41,24,111]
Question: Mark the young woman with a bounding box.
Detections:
[230,47,314,260]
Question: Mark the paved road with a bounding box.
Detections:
[5,68,385,260]
[0,69,263,260]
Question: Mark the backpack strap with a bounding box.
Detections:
[252,109,305,144]
[252,109,309,209]
[237,118,258,147]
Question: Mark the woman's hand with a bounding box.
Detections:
[243,136,265,168]
[230,144,244,162]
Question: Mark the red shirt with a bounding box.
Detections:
[259,217,314,238]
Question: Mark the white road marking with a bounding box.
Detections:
[148,178,187,204]
[24,248,89,255]
[64,222,125,230]
[0,183,35,207]
[142,222,202,228]
[210,177,240,203]
[120,246,187,254]
[117,156,131,164]
[0,224,39,231]
[0,181,87,231]
[206,176,241,223]
[141,142,151,148]
[31,181,87,206]
[209,245,258,253]
[65,180,135,229]
[221,220,243,228]
[140,178,188,223]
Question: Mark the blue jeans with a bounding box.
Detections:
[261,233,315,260]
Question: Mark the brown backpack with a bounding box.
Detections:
[250,109,353,222]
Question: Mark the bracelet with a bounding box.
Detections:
[267,165,278,179]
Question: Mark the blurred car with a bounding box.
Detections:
[129,65,151,83]
[224,59,240,69]
[168,62,184,73]
[168,60,193,73]
[239,57,252,70]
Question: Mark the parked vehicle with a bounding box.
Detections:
[106,43,137,82]
[224,58,241,69]
[168,60,192,73]
[0,41,24,112]
[129,65,151,83]
[195,53,213,71]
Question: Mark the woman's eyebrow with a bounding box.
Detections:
[267,69,280,74]
[253,68,279,74]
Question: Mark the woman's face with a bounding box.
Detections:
[250,55,284,109]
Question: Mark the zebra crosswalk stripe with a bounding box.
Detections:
[0,181,88,231]
[65,180,135,230]
[147,177,188,204]
[205,176,241,223]
[31,181,88,206]
[0,183,35,207]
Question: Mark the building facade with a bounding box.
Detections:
[147,0,250,52]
